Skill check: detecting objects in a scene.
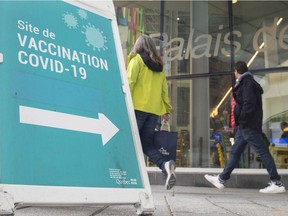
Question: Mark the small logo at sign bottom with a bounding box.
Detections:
[109,168,138,185]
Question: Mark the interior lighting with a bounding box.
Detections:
[277,17,283,26]
[210,87,232,118]
[232,0,238,4]
[247,42,264,67]
[247,17,282,67]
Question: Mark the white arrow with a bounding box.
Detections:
[0,52,3,63]
[19,105,119,145]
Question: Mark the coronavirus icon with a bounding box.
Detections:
[78,9,88,20]
[62,8,108,52]
[62,12,78,29]
[82,23,108,51]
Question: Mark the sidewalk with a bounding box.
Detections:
[12,185,288,216]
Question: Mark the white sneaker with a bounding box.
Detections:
[259,182,286,193]
[164,160,176,190]
[204,174,224,189]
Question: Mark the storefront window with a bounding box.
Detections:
[114,0,288,169]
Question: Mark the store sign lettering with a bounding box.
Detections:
[150,18,288,61]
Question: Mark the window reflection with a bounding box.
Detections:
[114,0,288,169]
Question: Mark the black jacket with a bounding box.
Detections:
[233,74,264,132]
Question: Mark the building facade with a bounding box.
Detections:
[113,1,288,170]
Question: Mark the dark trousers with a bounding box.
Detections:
[135,110,166,170]
[220,126,281,182]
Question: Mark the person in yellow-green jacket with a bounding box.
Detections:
[126,35,176,190]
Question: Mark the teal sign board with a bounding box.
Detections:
[0,1,143,188]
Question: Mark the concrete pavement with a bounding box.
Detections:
[12,185,288,216]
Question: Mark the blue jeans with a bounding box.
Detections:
[220,126,281,182]
[135,110,167,170]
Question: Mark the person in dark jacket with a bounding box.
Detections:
[205,61,285,193]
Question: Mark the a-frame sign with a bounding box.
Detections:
[0,0,154,215]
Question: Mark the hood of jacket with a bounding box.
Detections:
[139,51,163,72]
[234,72,263,95]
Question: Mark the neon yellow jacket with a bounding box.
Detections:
[126,54,172,116]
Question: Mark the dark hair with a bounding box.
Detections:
[280,121,288,131]
[235,61,248,74]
